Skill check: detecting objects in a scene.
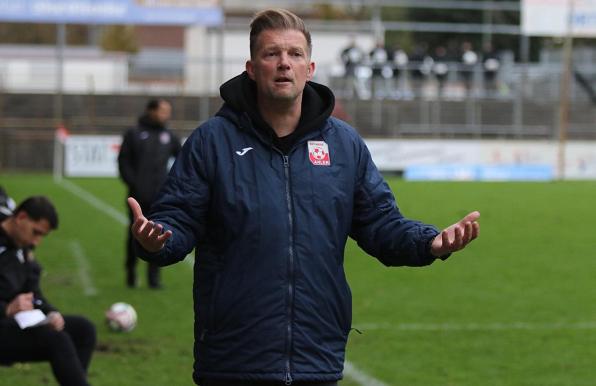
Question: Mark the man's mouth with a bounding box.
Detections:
[275,77,292,83]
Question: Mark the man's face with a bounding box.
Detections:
[13,212,51,248]
[246,29,315,105]
[150,101,172,126]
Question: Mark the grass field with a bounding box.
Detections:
[0,174,594,386]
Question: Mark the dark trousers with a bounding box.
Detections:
[127,201,160,288]
[0,314,96,386]
[200,380,338,386]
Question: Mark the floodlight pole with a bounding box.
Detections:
[54,23,66,128]
[557,0,574,180]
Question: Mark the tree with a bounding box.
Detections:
[100,25,138,53]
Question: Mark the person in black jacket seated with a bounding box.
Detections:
[118,98,181,289]
[0,196,96,386]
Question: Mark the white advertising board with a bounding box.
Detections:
[365,139,596,180]
[522,0,596,37]
[62,136,596,180]
[64,135,121,177]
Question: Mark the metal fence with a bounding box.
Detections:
[1,54,595,172]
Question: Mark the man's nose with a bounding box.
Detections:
[277,52,291,69]
[31,236,42,247]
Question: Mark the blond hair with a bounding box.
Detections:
[249,8,312,58]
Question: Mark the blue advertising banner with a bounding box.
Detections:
[404,164,554,181]
[0,0,223,26]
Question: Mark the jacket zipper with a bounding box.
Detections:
[282,154,294,385]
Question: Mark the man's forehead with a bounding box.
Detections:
[256,29,308,49]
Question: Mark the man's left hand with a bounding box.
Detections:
[47,311,65,331]
[431,211,480,257]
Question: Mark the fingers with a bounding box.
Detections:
[19,293,34,310]
[139,221,163,240]
[461,222,472,245]
[156,230,173,244]
[132,218,170,252]
[454,225,463,247]
[22,292,33,301]
[127,197,144,221]
[47,312,65,331]
[460,211,480,224]
[441,230,449,250]
[15,293,34,312]
[472,221,480,239]
[436,218,479,256]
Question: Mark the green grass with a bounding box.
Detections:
[0,175,594,386]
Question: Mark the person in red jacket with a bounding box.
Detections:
[0,195,96,386]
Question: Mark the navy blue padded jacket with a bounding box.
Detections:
[137,76,441,384]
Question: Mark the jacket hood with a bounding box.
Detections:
[217,72,335,150]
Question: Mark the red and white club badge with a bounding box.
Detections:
[308,141,331,166]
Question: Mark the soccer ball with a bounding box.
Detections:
[105,302,137,332]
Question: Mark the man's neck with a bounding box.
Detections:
[257,97,302,138]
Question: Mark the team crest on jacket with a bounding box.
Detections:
[308,141,331,166]
[160,132,171,145]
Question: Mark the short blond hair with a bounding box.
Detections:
[249,8,312,58]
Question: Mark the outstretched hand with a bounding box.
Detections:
[128,197,172,253]
[431,211,480,257]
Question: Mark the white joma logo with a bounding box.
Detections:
[236,147,253,156]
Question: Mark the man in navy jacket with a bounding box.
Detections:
[129,8,480,386]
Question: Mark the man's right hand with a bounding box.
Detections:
[5,292,34,317]
[128,197,172,253]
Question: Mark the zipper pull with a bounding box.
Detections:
[285,371,293,385]
[283,155,289,168]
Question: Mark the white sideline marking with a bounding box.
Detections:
[354,321,596,331]
[57,178,127,225]
[69,240,98,296]
[344,360,389,386]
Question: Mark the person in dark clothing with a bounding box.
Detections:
[482,42,501,95]
[127,9,480,386]
[340,36,364,78]
[0,196,96,386]
[118,98,181,289]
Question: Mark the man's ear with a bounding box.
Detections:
[15,211,28,222]
[307,61,315,81]
[246,60,255,80]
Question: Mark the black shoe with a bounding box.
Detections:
[126,272,137,288]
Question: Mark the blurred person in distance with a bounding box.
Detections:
[459,40,479,94]
[118,98,181,289]
[340,35,364,78]
[0,195,96,386]
[482,41,501,95]
[128,9,480,386]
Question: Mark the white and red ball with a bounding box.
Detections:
[105,302,137,332]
